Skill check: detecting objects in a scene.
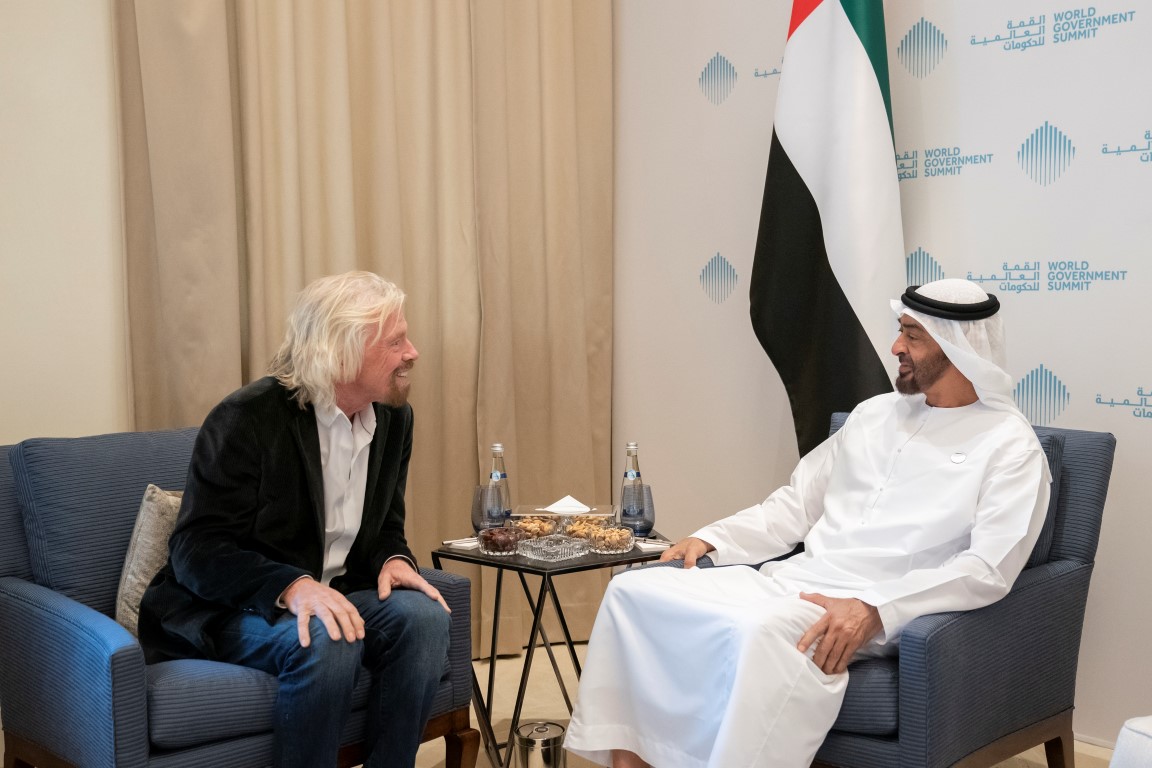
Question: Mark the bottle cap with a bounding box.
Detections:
[625,441,638,449]
[491,443,504,452]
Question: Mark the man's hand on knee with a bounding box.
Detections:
[282,577,366,647]
[377,558,451,613]
[796,593,883,675]
[658,536,715,568]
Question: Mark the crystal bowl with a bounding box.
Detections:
[478,526,524,556]
[588,525,635,554]
[512,515,560,538]
[562,514,612,540]
[518,534,590,562]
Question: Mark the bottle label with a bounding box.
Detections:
[490,471,507,481]
[625,470,641,480]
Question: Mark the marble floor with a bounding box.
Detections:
[416,644,1114,768]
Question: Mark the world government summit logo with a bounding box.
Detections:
[1018,121,1076,185]
[897,18,948,78]
[1014,365,1070,426]
[1096,386,1152,420]
[700,252,737,303]
[906,247,946,286]
[699,52,737,106]
[970,8,1137,53]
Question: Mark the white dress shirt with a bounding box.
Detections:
[314,401,377,585]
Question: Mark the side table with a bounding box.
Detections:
[432,536,669,768]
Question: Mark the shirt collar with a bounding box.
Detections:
[315,400,377,436]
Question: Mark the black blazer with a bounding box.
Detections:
[139,376,416,662]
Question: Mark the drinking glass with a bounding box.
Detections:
[619,484,655,537]
[471,485,506,532]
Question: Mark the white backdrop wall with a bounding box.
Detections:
[613,0,1151,746]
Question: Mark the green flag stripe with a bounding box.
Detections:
[838,0,893,135]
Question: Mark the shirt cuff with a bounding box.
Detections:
[874,600,901,644]
[384,554,418,572]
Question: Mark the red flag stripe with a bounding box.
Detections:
[788,0,825,39]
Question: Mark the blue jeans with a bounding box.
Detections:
[213,589,451,768]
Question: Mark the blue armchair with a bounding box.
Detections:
[0,428,479,768]
[654,416,1115,768]
[810,415,1116,767]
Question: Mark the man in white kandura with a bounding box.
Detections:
[564,278,1052,768]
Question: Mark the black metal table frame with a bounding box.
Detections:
[432,540,667,768]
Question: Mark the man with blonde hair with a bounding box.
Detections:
[141,271,450,768]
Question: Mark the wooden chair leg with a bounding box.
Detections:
[947,710,1077,768]
[441,707,481,768]
[4,732,72,768]
[336,706,479,768]
[1044,725,1076,768]
[445,725,482,768]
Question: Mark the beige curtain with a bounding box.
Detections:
[471,0,615,651]
[114,0,613,657]
[115,1,248,428]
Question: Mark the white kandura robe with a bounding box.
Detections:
[565,392,1051,768]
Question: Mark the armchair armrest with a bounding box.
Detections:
[894,560,1093,767]
[0,576,149,768]
[418,568,473,711]
[631,555,716,571]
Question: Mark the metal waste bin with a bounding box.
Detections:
[511,721,566,768]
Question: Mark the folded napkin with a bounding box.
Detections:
[442,536,479,550]
[635,539,672,553]
[539,495,592,513]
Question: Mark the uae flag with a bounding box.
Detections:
[750,0,905,455]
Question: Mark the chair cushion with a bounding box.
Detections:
[146,654,451,750]
[833,657,899,736]
[117,485,183,636]
[1025,432,1065,568]
[147,660,279,749]
[147,660,376,749]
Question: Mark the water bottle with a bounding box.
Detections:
[486,443,513,524]
[619,442,653,536]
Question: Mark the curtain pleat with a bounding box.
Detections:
[116,0,246,429]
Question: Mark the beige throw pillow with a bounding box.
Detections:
[116,484,183,636]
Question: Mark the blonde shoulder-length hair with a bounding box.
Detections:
[269,271,406,409]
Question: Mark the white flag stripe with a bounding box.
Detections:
[773,0,905,362]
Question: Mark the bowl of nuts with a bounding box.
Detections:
[587,525,634,554]
[563,514,612,540]
[512,515,560,539]
[478,526,524,556]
